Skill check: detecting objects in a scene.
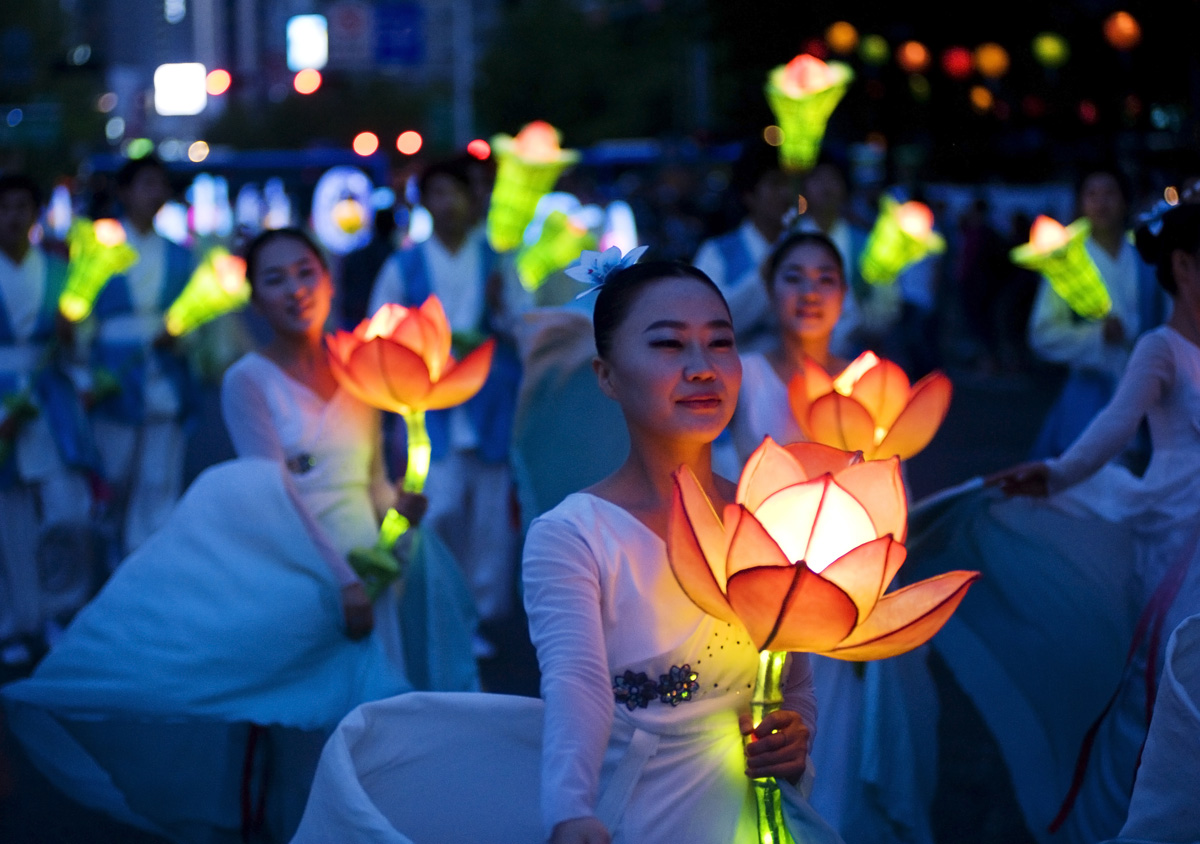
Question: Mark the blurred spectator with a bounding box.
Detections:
[340,209,398,327]
[954,198,1009,372]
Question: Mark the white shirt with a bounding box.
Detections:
[369,232,485,332]
[122,223,168,318]
[0,245,46,344]
[1028,236,1144,380]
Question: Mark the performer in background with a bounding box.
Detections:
[0,173,96,666]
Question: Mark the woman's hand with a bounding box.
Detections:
[340,582,374,640]
[550,817,610,844]
[394,491,428,527]
[740,709,810,784]
[985,461,1050,497]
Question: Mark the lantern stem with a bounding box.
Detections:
[401,409,432,494]
[747,649,794,844]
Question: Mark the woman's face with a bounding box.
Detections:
[769,241,845,342]
[596,276,741,446]
[250,236,333,338]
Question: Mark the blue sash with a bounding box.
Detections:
[393,240,521,464]
[91,240,195,425]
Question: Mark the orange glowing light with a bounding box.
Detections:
[895,201,935,238]
[974,43,1010,79]
[788,352,953,460]
[353,132,379,156]
[466,139,491,160]
[667,438,978,658]
[826,22,858,55]
[205,69,231,96]
[396,131,423,155]
[326,298,494,416]
[970,85,994,113]
[779,54,835,97]
[294,69,322,95]
[1028,215,1070,253]
[1104,11,1141,50]
[896,41,931,74]
[93,218,127,247]
[510,121,565,162]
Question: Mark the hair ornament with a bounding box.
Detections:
[1138,182,1200,236]
[566,244,649,299]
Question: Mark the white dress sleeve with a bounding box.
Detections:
[522,512,614,836]
[1027,276,1114,372]
[221,364,362,588]
[1045,330,1175,492]
[782,652,818,750]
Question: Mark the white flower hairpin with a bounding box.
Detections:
[566,244,649,299]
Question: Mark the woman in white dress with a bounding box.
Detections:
[728,231,939,844]
[0,228,475,842]
[909,202,1200,843]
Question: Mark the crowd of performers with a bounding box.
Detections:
[0,141,1197,844]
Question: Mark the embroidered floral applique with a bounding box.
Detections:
[613,670,660,710]
[613,664,700,709]
[658,664,700,706]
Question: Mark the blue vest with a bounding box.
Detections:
[90,239,194,425]
[0,254,100,486]
[393,239,521,464]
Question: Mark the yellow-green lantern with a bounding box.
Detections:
[859,197,946,285]
[764,54,855,173]
[1010,215,1111,319]
[164,247,251,337]
[486,121,579,254]
[514,211,597,292]
[59,219,140,322]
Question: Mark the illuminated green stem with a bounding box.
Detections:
[401,409,431,494]
[748,649,793,844]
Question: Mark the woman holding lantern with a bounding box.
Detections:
[1,227,477,842]
[909,200,1200,844]
[728,230,948,844]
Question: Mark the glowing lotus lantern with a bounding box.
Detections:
[514,210,597,292]
[788,351,952,460]
[1010,215,1111,319]
[668,438,978,844]
[59,219,140,322]
[859,196,947,285]
[163,247,250,337]
[486,121,580,253]
[326,297,493,494]
[764,54,855,173]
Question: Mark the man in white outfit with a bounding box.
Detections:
[370,159,531,654]
[0,174,96,664]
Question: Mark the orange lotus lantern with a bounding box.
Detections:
[326,297,494,493]
[668,438,978,844]
[1010,215,1111,319]
[788,352,952,460]
[765,54,854,173]
[486,121,580,253]
[59,218,140,322]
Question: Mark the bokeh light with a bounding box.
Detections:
[293,69,322,95]
[97,92,118,113]
[969,86,994,114]
[1079,100,1099,124]
[466,139,491,160]
[896,41,931,74]
[1032,33,1069,69]
[974,43,1010,79]
[353,132,379,156]
[188,141,210,163]
[859,34,890,66]
[909,74,932,102]
[206,69,232,96]
[763,125,784,146]
[941,47,973,80]
[396,130,423,155]
[1104,11,1141,50]
[825,22,858,55]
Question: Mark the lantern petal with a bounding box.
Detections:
[736,436,810,511]
[729,564,858,652]
[849,356,911,430]
[781,441,859,479]
[417,296,454,374]
[828,570,979,661]
[806,393,878,455]
[818,535,905,622]
[725,506,793,579]
[831,456,909,543]
[667,477,740,626]
[803,356,834,403]
[353,339,432,412]
[386,311,443,379]
[755,476,877,573]
[672,465,729,587]
[422,339,495,410]
[873,371,953,460]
